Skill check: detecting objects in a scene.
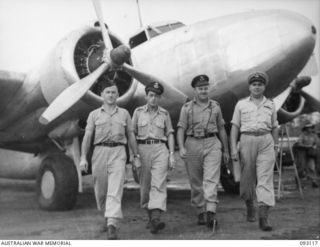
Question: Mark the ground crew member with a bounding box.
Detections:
[79,81,141,240]
[177,75,230,228]
[132,82,175,234]
[230,71,279,231]
[295,123,318,188]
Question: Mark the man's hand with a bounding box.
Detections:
[79,158,88,173]
[132,157,142,182]
[223,151,230,164]
[168,152,176,170]
[179,147,187,159]
[231,149,239,162]
[132,156,142,169]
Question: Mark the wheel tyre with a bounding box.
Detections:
[36,154,78,211]
[220,163,240,194]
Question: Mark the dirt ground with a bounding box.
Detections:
[0,163,319,240]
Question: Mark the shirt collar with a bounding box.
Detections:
[100,105,118,115]
[143,104,161,113]
[192,98,212,109]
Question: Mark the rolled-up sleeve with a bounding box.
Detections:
[132,110,138,134]
[165,113,174,136]
[177,105,188,129]
[271,104,279,129]
[216,106,225,128]
[231,102,241,128]
[85,112,95,132]
[125,110,134,133]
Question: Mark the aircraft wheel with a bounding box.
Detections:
[36,154,78,211]
[220,162,240,194]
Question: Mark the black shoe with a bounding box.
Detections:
[107,225,118,240]
[259,218,273,231]
[197,213,206,225]
[206,211,218,228]
[258,205,272,231]
[150,219,165,234]
[246,201,256,222]
[312,181,319,188]
[99,219,108,233]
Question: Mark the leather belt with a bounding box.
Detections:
[137,139,165,145]
[241,131,270,136]
[95,142,124,147]
[189,133,216,139]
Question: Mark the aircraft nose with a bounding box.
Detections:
[277,10,316,58]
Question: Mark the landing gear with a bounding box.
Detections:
[36,154,78,211]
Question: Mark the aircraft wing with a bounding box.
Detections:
[0,71,25,112]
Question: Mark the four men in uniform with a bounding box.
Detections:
[80,70,304,238]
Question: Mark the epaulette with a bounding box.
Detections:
[135,106,145,111]
[183,101,192,107]
[210,100,220,107]
[159,106,168,115]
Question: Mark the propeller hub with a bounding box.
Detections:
[110,45,131,65]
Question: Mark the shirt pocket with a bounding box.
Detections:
[153,119,165,137]
[138,120,148,137]
[241,109,253,123]
[95,119,108,132]
[261,107,272,125]
[94,119,109,139]
[113,119,127,137]
[207,111,218,132]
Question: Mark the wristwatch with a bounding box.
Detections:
[133,154,141,159]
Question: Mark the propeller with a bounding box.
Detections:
[39,0,187,125]
[273,76,311,111]
[39,0,116,125]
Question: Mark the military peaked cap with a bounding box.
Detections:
[191,74,209,88]
[145,81,164,95]
[248,72,269,85]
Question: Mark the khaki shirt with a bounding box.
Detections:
[132,104,174,141]
[177,99,225,137]
[231,96,278,132]
[85,106,133,145]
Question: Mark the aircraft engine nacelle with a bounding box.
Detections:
[278,92,306,124]
[34,23,135,122]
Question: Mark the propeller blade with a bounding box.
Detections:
[92,0,113,51]
[273,86,292,111]
[39,63,110,125]
[122,63,188,103]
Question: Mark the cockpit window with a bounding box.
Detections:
[129,21,185,48]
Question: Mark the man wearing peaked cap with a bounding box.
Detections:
[177,74,230,230]
[191,74,209,88]
[145,81,164,95]
[230,71,278,232]
[248,71,269,85]
[132,81,175,234]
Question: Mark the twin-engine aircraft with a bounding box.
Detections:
[0,0,319,211]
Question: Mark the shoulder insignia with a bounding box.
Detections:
[159,106,168,114]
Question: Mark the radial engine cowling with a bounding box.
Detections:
[36,23,134,121]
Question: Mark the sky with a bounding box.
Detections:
[0,0,319,98]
